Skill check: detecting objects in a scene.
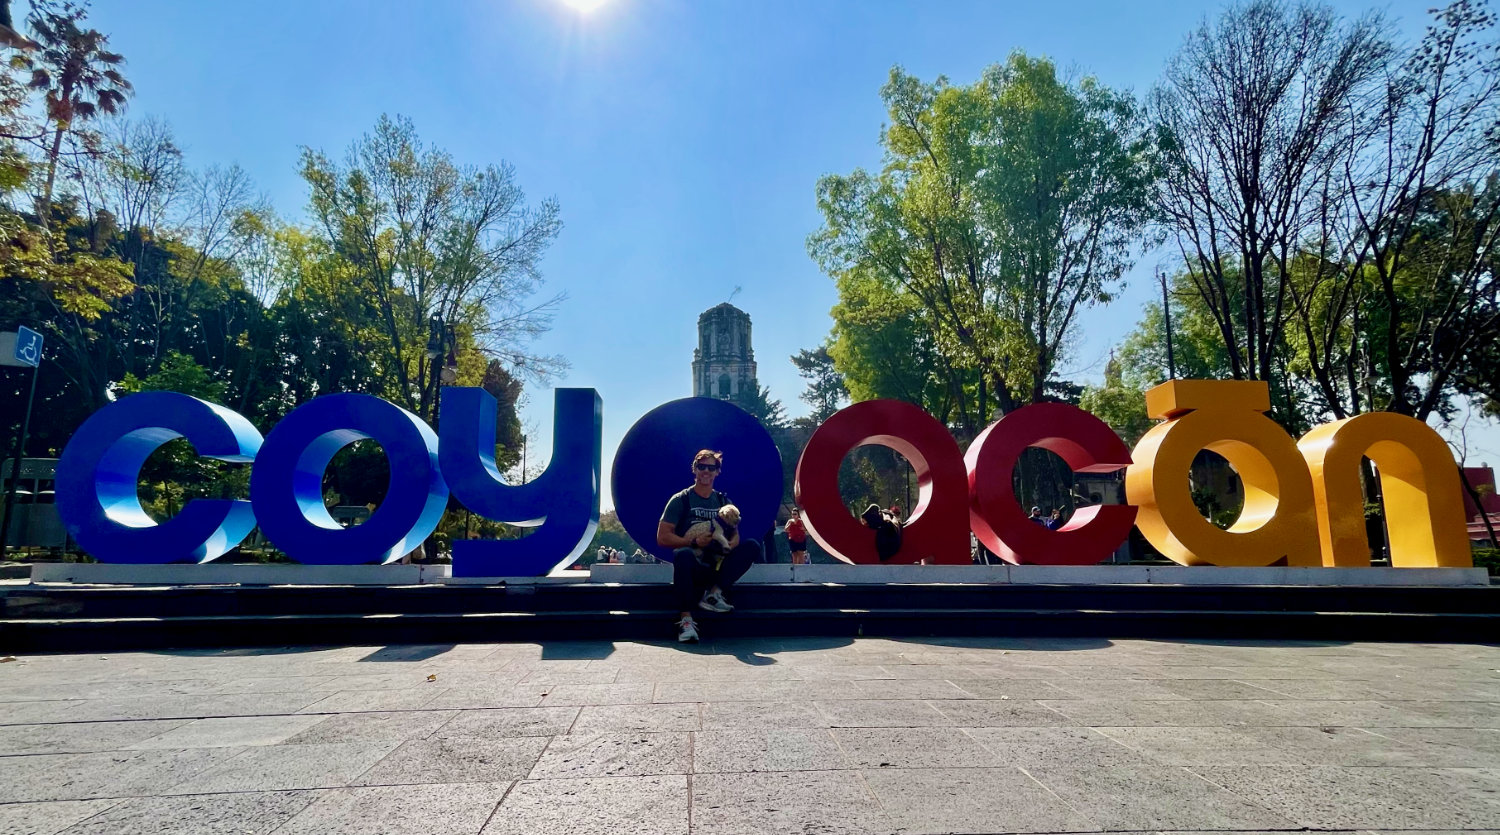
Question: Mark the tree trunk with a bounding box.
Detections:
[38,123,65,223]
[1459,468,1497,548]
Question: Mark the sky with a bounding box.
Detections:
[81,0,1497,508]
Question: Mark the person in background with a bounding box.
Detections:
[1045,508,1063,530]
[1029,506,1045,525]
[657,450,763,643]
[786,507,809,565]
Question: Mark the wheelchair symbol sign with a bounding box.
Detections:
[13,326,41,367]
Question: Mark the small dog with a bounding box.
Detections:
[683,504,740,566]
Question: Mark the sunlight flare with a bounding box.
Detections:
[558,0,611,14]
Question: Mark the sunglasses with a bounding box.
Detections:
[695,463,720,472]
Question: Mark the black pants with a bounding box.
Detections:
[674,539,760,612]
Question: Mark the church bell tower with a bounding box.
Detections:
[692,303,757,398]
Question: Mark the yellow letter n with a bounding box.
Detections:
[1298,413,1472,568]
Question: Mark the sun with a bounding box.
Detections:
[558,0,611,14]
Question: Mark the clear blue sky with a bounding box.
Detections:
[86,0,1490,508]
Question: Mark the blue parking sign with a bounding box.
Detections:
[13,325,41,367]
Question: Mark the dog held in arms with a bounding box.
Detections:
[682,504,741,568]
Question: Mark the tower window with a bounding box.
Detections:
[718,374,732,397]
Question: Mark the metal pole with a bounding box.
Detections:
[1160,270,1177,380]
[904,455,911,519]
[0,362,40,561]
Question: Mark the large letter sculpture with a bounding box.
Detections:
[1126,380,1321,567]
[612,398,782,562]
[250,394,447,565]
[441,387,602,577]
[966,403,1137,565]
[796,399,969,564]
[56,392,262,564]
[1298,413,1471,568]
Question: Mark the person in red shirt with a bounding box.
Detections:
[785,507,809,565]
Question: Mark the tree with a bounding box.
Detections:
[732,382,802,508]
[826,269,965,426]
[790,345,847,423]
[300,114,565,423]
[1149,1,1384,413]
[22,0,131,222]
[811,53,1153,426]
[115,351,236,521]
[84,116,182,241]
[1150,1,1500,428]
[1078,354,1154,447]
[1291,2,1500,422]
[583,511,643,563]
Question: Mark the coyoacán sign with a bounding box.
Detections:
[54,379,1472,577]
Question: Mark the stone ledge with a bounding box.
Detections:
[28,561,1489,587]
[589,562,1489,586]
[30,562,446,586]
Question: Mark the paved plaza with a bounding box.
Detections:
[0,637,1495,834]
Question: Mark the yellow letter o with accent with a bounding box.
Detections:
[1297,412,1471,568]
[1126,381,1321,567]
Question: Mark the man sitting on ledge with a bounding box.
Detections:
[657,449,761,643]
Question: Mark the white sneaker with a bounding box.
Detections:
[677,616,699,643]
[699,590,734,613]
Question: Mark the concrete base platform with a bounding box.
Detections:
[30,562,451,586]
[590,562,1490,586]
[31,561,1490,587]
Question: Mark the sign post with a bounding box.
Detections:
[1,326,43,561]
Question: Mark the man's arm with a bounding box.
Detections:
[658,521,712,549]
[657,495,710,549]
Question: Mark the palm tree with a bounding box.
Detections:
[0,1,38,50]
[24,1,131,222]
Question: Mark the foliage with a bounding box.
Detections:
[1149,0,1500,429]
[299,114,565,422]
[790,345,847,423]
[732,382,803,510]
[1077,355,1154,447]
[116,349,226,401]
[23,0,131,216]
[113,351,243,523]
[1473,547,1500,576]
[810,52,1154,434]
[582,511,644,564]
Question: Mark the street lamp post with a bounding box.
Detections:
[1,327,43,562]
[1160,269,1177,380]
[425,315,459,424]
[423,315,460,561]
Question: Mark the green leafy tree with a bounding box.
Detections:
[790,345,847,423]
[1078,355,1154,447]
[732,382,802,510]
[827,269,973,429]
[300,114,564,423]
[115,351,237,522]
[582,511,644,564]
[811,53,1153,426]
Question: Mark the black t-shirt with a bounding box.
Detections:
[661,488,731,537]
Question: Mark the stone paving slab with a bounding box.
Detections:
[0,637,1495,833]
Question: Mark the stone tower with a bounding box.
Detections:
[692,303,757,398]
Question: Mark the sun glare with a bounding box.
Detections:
[558,0,610,14]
